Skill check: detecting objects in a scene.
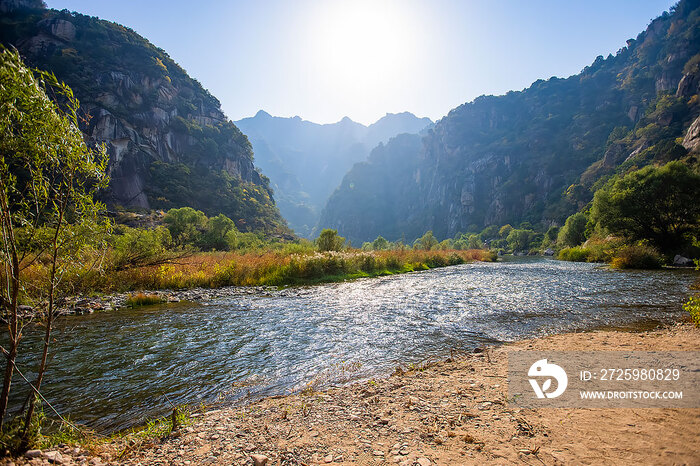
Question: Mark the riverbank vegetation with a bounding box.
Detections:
[556,161,700,269]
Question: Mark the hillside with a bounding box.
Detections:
[320,0,700,245]
[235,111,432,237]
[0,0,288,234]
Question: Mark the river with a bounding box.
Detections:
[5,257,697,432]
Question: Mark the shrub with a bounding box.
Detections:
[126,292,164,307]
[684,296,700,327]
[558,212,588,247]
[558,246,591,262]
[610,244,663,269]
[316,229,346,252]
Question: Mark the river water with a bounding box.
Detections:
[5,258,697,432]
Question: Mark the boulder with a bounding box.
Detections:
[544,248,555,256]
[673,255,694,267]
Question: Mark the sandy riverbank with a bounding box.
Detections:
[8,321,700,465]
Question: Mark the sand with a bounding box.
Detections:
[7,322,700,465]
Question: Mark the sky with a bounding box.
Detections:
[46,0,677,125]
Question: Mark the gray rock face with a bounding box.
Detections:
[2,6,273,217]
[38,18,76,41]
[682,115,700,154]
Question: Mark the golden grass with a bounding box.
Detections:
[18,248,495,296]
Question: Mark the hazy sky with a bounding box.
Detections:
[47,0,676,125]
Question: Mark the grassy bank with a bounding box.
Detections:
[22,248,495,296]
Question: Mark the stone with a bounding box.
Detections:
[324,454,334,463]
[43,451,63,464]
[25,450,42,459]
[543,248,555,256]
[673,255,694,267]
[416,458,431,466]
[250,454,269,466]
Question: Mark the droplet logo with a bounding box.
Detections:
[528,359,568,399]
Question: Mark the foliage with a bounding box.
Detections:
[371,235,390,250]
[316,229,345,252]
[610,244,664,269]
[413,231,438,250]
[499,224,513,239]
[163,207,207,247]
[125,292,164,307]
[0,46,108,445]
[110,226,173,270]
[542,226,560,248]
[557,212,589,248]
[557,247,592,262]
[590,162,700,253]
[685,295,700,327]
[506,229,536,252]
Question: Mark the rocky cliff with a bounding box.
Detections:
[320,0,700,245]
[0,1,287,234]
[235,111,432,237]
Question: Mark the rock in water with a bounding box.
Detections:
[673,255,694,267]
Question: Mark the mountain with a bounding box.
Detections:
[320,0,700,246]
[0,0,288,234]
[235,111,432,237]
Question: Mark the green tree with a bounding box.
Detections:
[164,207,207,247]
[499,224,513,239]
[557,212,588,247]
[467,234,483,249]
[590,162,700,253]
[0,48,109,441]
[479,225,500,242]
[371,235,389,250]
[316,228,345,252]
[542,226,560,248]
[413,230,438,250]
[201,213,237,250]
[507,229,535,252]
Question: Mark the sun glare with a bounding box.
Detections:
[305,0,418,121]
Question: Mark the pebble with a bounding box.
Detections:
[250,454,269,466]
[43,451,62,464]
[417,458,431,466]
[24,451,41,459]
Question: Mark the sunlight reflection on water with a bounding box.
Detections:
[7,257,697,432]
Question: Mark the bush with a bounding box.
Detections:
[126,292,164,307]
[684,295,700,327]
[558,246,592,262]
[610,244,663,269]
[111,226,173,270]
[558,212,588,247]
[316,229,346,252]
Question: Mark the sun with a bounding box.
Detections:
[304,0,417,120]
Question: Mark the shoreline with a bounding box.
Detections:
[7,320,698,465]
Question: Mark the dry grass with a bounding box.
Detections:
[18,248,496,296]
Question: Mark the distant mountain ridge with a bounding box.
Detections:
[235,111,432,237]
[0,0,288,234]
[320,0,700,245]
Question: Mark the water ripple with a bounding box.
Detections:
[5,257,697,432]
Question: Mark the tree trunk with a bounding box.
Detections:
[0,190,21,428]
[20,202,64,447]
